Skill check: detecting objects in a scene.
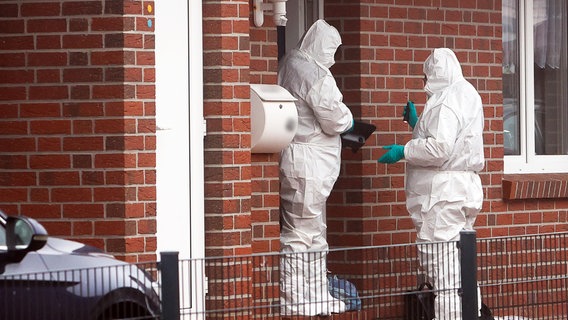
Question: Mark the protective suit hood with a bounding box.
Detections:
[298,19,341,68]
[423,48,465,96]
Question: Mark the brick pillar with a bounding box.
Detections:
[324,3,372,249]
[202,0,254,318]
[0,0,156,262]
[249,16,281,319]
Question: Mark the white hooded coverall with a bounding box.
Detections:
[405,48,485,319]
[277,19,354,316]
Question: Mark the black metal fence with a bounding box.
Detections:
[2,231,568,319]
[159,231,568,320]
[161,231,476,320]
[477,232,568,319]
[0,261,160,320]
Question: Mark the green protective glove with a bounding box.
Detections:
[403,100,419,129]
[378,144,405,164]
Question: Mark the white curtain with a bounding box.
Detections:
[534,0,564,69]
[502,0,517,73]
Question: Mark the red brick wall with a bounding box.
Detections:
[241,0,566,254]
[0,0,156,262]
[213,1,568,317]
[202,0,281,258]
[323,1,488,247]
[202,0,256,316]
[248,13,282,320]
[323,0,568,245]
[202,0,253,258]
[249,24,281,255]
[202,0,284,315]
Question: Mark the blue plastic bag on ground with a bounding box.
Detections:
[327,274,362,311]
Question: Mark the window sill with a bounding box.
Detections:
[502,174,568,200]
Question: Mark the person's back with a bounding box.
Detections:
[278,49,339,147]
[442,79,484,171]
[278,21,351,147]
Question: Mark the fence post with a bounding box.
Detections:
[161,251,180,320]
[460,230,478,320]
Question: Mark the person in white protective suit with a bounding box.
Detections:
[277,19,354,316]
[378,48,485,319]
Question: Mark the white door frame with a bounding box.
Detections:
[155,0,204,261]
[285,0,324,53]
[156,0,205,315]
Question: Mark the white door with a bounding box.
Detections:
[155,0,205,316]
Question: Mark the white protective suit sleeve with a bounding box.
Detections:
[404,103,460,167]
[305,75,353,135]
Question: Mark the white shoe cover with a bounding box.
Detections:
[321,296,346,315]
[299,296,345,316]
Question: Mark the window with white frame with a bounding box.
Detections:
[502,0,568,173]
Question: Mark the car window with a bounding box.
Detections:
[13,219,33,247]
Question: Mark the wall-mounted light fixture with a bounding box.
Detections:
[253,0,288,27]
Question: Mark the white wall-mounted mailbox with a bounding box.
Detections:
[250,84,298,153]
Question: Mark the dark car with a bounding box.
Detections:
[0,211,160,320]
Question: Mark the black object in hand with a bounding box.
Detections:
[340,120,376,153]
[403,102,410,123]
